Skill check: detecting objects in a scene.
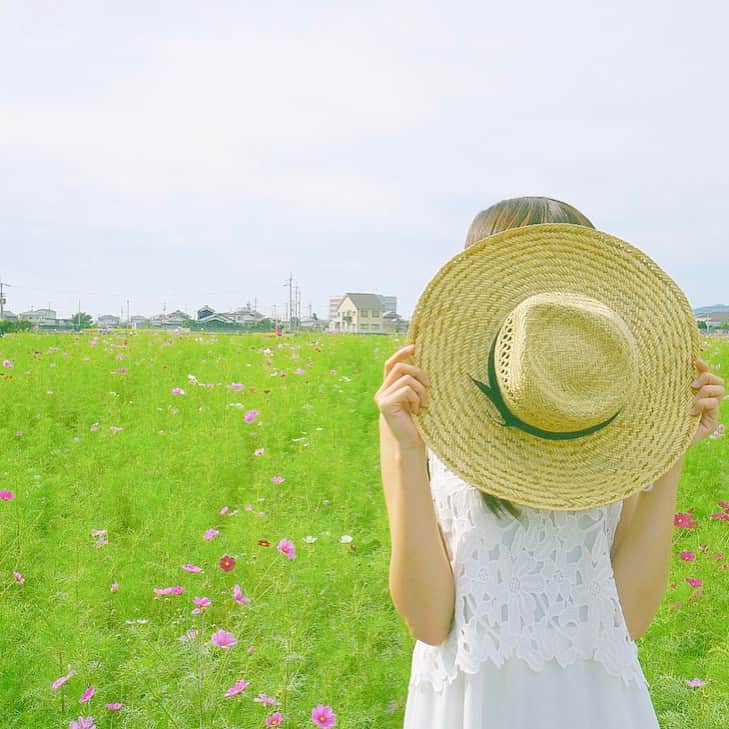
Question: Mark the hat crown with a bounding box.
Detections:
[494,292,638,433]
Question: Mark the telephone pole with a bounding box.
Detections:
[0,279,8,320]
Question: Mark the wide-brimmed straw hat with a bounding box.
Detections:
[406,222,701,511]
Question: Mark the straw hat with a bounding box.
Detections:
[406,222,701,511]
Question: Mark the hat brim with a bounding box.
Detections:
[406,222,701,511]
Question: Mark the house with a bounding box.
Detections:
[0,310,17,321]
[131,315,151,329]
[331,293,399,334]
[198,312,236,325]
[96,314,121,328]
[19,308,57,325]
[227,306,266,325]
[197,305,215,320]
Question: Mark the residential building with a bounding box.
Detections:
[331,292,402,334]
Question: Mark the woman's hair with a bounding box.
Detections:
[463,195,595,520]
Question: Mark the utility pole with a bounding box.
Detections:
[0,278,8,320]
[284,273,293,332]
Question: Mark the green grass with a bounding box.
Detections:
[0,330,727,728]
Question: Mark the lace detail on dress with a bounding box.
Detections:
[409,449,650,693]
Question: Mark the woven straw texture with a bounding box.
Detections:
[406,222,701,511]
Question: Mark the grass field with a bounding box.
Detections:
[0,330,727,728]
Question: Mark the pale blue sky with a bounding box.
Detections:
[1,1,727,320]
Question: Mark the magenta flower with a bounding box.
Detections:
[172,387,186,395]
[674,512,698,529]
[233,584,250,605]
[193,596,211,608]
[110,582,119,592]
[686,577,703,588]
[271,475,285,484]
[211,629,237,648]
[106,702,123,710]
[13,570,24,584]
[230,382,244,390]
[679,551,696,561]
[225,679,250,697]
[51,667,75,690]
[686,677,707,687]
[219,555,236,572]
[278,538,296,559]
[0,490,15,501]
[203,528,220,541]
[719,499,729,511]
[244,409,259,424]
[182,564,202,573]
[265,712,284,727]
[79,685,95,703]
[709,512,729,521]
[219,505,229,515]
[311,704,338,728]
[69,717,96,729]
[2,359,12,368]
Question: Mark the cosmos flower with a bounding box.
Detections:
[0,490,15,501]
[69,717,96,729]
[233,584,250,605]
[244,409,259,423]
[79,685,95,703]
[278,539,296,559]
[182,564,202,573]
[203,528,220,541]
[311,704,338,728]
[265,712,284,727]
[211,629,237,648]
[219,555,236,572]
[225,679,249,697]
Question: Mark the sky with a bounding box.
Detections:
[1,1,727,321]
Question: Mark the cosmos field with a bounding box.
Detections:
[0,330,727,728]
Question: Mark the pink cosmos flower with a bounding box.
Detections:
[255,448,264,456]
[278,538,296,559]
[2,359,12,368]
[219,505,229,515]
[203,528,220,541]
[0,490,15,501]
[154,586,184,596]
[106,702,123,710]
[13,571,24,584]
[233,584,250,605]
[709,512,729,521]
[110,583,119,592]
[271,475,284,484]
[211,629,237,648]
[719,499,729,511]
[79,685,95,703]
[219,555,236,572]
[674,512,698,529]
[686,577,703,588]
[679,551,696,561]
[311,704,338,728]
[182,564,202,573]
[225,679,249,697]
[686,677,706,687]
[179,629,199,641]
[51,667,75,690]
[244,409,259,424]
[69,717,96,729]
[265,712,284,727]
[193,596,211,608]
[254,693,280,705]
[712,552,726,560]
[172,387,186,395]
[230,382,244,390]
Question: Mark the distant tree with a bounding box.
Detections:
[0,319,33,334]
[697,320,707,330]
[72,312,93,329]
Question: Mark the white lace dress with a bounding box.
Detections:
[403,448,660,729]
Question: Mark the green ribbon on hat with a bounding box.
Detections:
[468,332,622,440]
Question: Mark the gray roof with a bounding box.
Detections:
[342,293,386,310]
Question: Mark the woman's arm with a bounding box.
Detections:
[380,414,455,646]
[611,454,683,640]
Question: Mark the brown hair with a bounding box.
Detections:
[464,195,595,520]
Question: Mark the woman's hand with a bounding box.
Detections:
[688,357,726,447]
[374,343,431,454]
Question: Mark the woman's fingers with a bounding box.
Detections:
[383,344,415,378]
[692,384,725,399]
[381,373,428,406]
[690,397,720,417]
